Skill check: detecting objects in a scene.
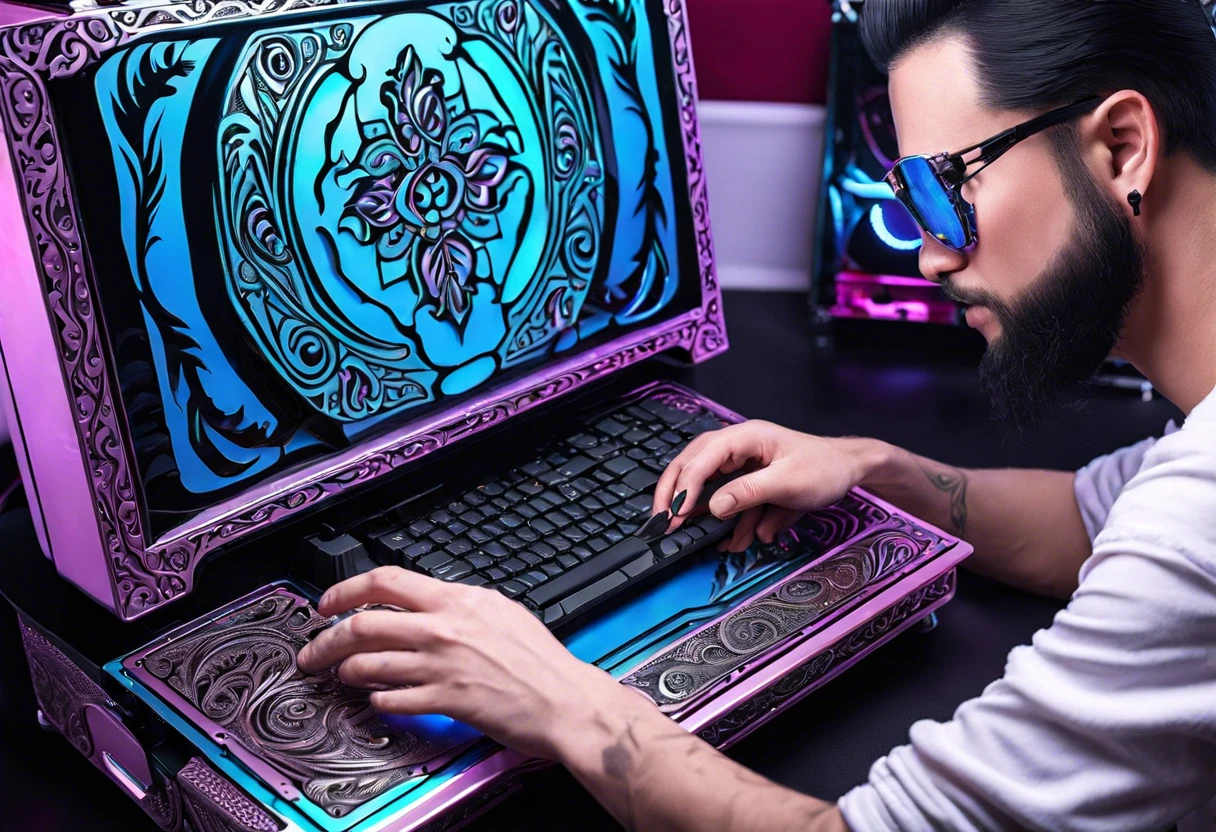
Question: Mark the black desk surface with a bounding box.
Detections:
[0,291,1182,830]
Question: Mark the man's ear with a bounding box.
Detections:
[1079,90,1160,218]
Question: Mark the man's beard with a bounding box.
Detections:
[942,145,1147,432]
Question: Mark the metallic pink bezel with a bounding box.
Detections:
[0,0,725,620]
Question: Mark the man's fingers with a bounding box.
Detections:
[669,430,767,531]
[317,566,450,617]
[722,506,763,552]
[756,506,806,544]
[338,651,433,690]
[369,685,444,716]
[707,465,797,519]
[652,431,716,516]
[297,610,432,675]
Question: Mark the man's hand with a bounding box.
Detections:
[296,567,622,760]
[652,421,891,552]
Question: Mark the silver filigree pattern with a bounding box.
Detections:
[136,591,475,818]
[623,514,947,707]
[697,571,957,748]
[19,618,111,757]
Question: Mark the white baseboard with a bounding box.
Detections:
[698,100,826,294]
[717,264,810,292]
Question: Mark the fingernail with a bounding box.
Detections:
[712,494,737,517]
[318,592,332,611]
[670,490,688,516]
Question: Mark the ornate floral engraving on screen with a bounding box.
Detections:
[135,591,473,818]
[697,571,956,748]
[0,0,722,621]
[623,514,948,707]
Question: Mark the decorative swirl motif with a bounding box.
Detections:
[697,571,957,748]
[624,516,949,708]
[0,0,724,620]
[137,592,474,818]
[19,619,110,758]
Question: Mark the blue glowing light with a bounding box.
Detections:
[869,203,922,251]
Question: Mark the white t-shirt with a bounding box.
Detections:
[838,392,1216,832]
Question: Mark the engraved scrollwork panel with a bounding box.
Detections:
[178,757,282,832]
[135,592,475,819]
[623,518,944,707]
[697,571,957,748]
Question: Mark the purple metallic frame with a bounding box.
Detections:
[0,0,725,621]
[113,482,967,830]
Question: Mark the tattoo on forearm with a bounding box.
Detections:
[922,465,969,533]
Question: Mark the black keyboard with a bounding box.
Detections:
[299,397,737,629]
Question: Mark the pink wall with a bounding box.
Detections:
[686,0,833,105]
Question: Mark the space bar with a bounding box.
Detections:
[526,537,651,608]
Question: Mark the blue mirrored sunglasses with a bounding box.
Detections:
[885,97,1103,252]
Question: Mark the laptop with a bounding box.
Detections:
[0,0,970,827]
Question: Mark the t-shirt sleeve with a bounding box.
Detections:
[1073,431,1170,544]
[839,420,1216,832]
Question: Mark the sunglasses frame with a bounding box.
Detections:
[885,96,1104,252]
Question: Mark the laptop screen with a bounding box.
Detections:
[46,0,702,536]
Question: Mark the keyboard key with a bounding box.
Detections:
[578,520,604,535]
[626,405,656,423]
[530,518,557,535]
[563,505,589,521]
[500,580,529,599]
[447,521,469,536]
[433,560,473,581]
[448,501,468,516]
[528,495,556,513]
[643,438,668,452]
[558,483,581,501]
[464,574,490,588]
[586,536,610,553]
[519,551,544,566]
[521,461,548,477]
[517,527,540,544]
[626,495,653,514]
[480,504,498,518]
[550,537,572,553]
[504,489,526,503]
[429,510,455,526]
[460,511,482,526]
[533,542,556,559]
[660,431,683,445]
[539,471,567,486]
[595,418,628,437]
[671,531,695,549]
[483,522,507,537]
[371,531,415,564]
[431,529,454,545]
[622,551,656,578]
[685,525,705,541]
[625,447,649,461]
[445,538,474,557]
[516,504,539,520]
[593,511,616,527]
[483,542,509,559]
[467,554,494,570]
[619,520,640,536]
[518,571,547,589]
[572,477,598,495]
[568,434,599,450]
[468,527,493,545]
[604,527,625,543]
[409,519,435,536]
[641,399,694,426]
[582,496,604,511]
[518,480,543,496]
[484,566,509,582]
[558,553,581,569]
[500,514,525,529]
[623,429,650,443]
[464,491,487,507]
[660,538,682,558]
[502,535,526,551]
[491,497,512,510]
[480,482,505,496]
[588,441,622,461]
[561,527,588,543]
[544,510,571,529]
[542,562,564,578]
[417,552,453,572]
[605,457,638,476]
[500,558,527,576]
[623,468,660,491]
[593,469,615,483]
[545,452,569,467]
[404,541,435,560]
[559,456,596,478]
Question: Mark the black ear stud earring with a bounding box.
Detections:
[1128,189,1143,217]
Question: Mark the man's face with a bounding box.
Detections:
[888,36,1145,429]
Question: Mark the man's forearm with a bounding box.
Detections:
[557,683,848,832]
[863,442,1092,598]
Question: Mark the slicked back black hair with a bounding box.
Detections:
[860,0,1216,172]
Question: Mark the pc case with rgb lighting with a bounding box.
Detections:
[812,0,961,329]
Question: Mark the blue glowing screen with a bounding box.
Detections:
[51,0,701,534]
